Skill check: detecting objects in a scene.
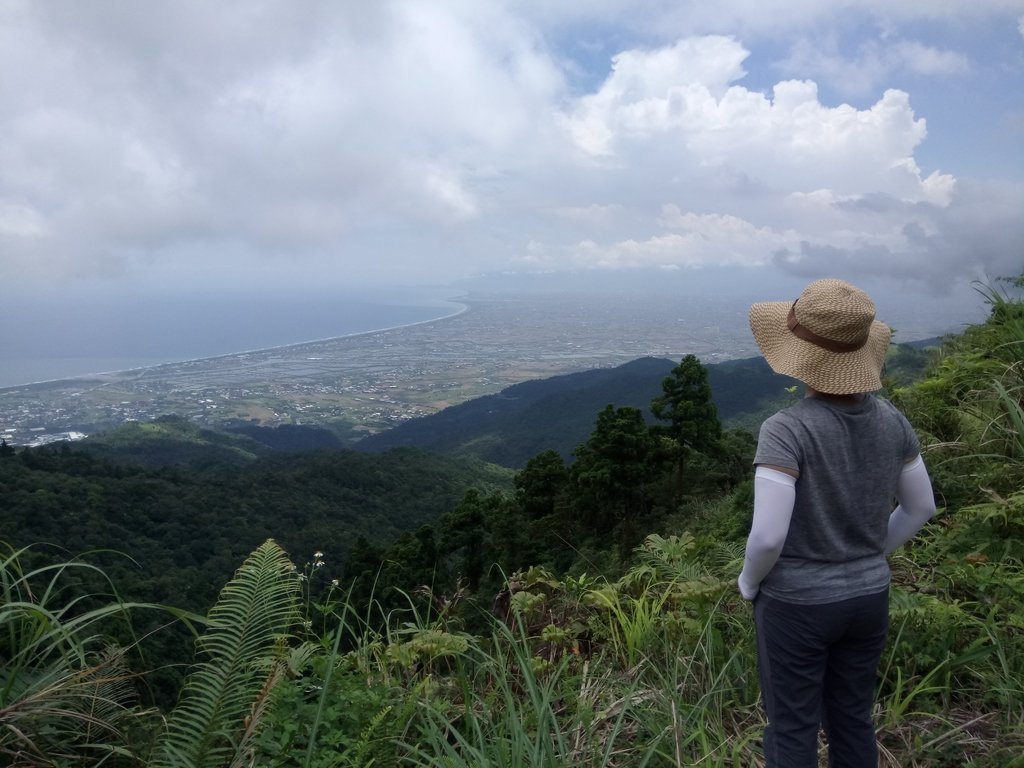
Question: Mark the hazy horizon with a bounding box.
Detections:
[0,269,988,389]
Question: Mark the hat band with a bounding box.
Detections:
[787,303,867,353]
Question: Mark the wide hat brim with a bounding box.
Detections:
[749,301,891,394]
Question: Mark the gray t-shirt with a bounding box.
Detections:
[753,395,920,604]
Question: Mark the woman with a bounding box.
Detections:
[738,278,936,767]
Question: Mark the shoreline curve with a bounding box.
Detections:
[2,296,470,391]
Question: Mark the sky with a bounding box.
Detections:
[2,0,1023,313]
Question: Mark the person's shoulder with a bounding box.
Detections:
[871,395,911,421]
[770,399,817,420]
[760,402,808,432]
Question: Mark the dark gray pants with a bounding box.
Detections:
[754,588,889,768]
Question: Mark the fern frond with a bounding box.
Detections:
[228,658,288,768]
[150,539,300,768]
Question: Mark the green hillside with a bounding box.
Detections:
[354,354,796,467]
[0,443,511,612]
[73,414,274,467]
[356,348,932,467]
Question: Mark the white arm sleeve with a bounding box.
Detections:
[884,455,936,555]
[738,467,796,601]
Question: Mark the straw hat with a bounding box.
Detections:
[748,278,891,394]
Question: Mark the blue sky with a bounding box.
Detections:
[1,0,1022,310]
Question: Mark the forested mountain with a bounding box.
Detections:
[0,435,514,706]
[70,415,278,467]
[73,414,351,467]
[355,350,929,467]
[0,354,769,616]
[355,355,796,467]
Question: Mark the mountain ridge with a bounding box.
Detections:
[355,355,797,467]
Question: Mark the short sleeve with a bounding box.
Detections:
[753,413,801,473]
[882,399,921,461]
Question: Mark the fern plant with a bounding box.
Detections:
[150,539,300,768]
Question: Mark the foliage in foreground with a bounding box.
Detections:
[149,539,301,768]
[5,513,1023,767]
[0,543,194,766]
[250,518,1022,768]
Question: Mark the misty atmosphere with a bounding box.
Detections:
[2,2,1021,353]
[1,2,1023,766]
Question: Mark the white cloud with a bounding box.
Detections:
[0,0,1020,296]
[560,36,748,155]
[0,0,569,283]
[540,206,800,271]
[771,179,1024,289]
[921,170,957,206]
[658,206,797,250]
[779,35,970,100]
[564,229,769,270]
[893,41,970,76]
[561,40,941,202]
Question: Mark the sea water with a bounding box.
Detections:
[0,287,464,389]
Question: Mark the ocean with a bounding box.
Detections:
[0,288,465,389]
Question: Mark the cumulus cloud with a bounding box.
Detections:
[561,38,945,203]
[0,0,1020,298]
[560,36,748,155]
[516,206,800,272]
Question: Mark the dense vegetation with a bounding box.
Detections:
[2,284,1022,766]
[0,435,512,709]
[355,355,797,467]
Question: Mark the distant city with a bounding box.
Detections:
[0,289,982,447]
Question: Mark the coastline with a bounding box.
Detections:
[1,296,470,391]
[2,287,980,446]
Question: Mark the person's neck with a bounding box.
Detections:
[805,386,866,405]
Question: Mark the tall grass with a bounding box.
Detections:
[396,586,764,768]
[0,543,190,766]
[250,531,1024,768]
[8,530,1024,766]
[620,597,762,767]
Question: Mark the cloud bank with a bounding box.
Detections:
[0,0,1021,296]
